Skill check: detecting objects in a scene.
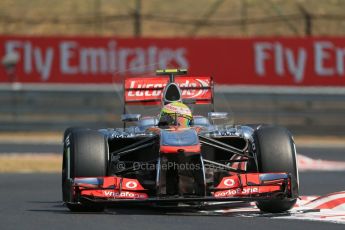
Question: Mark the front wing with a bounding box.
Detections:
[67,172,295,206]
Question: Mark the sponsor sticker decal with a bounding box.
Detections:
[102,190,147,199]
[224,178,235,187]
[214,187,259,197]
[125,181,138,189]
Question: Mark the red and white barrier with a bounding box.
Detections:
[297,154,345,172]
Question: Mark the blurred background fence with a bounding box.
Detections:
[1,0,345,37]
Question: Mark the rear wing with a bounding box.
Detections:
[124,76,214,106]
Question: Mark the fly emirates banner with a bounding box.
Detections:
[1,36,345,86]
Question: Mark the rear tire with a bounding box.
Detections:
[62,128,109,212]
[253,126,299,213]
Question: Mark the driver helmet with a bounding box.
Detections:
[159,102,192,127]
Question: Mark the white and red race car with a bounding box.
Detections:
[62,69,299,213]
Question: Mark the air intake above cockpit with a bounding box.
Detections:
[162,83,182,104]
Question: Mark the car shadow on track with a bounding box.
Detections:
[26,201,296,218]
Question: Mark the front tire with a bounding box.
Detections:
[62,128,109,212]
[253,126,299,213]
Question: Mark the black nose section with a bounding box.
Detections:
[163,83,181,104]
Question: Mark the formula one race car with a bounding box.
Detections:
[62,69,299,213]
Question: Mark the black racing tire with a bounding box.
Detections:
[253,126,299,213]
[62,128,109,212]
[63,127,87,142]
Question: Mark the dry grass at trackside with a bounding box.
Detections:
[0,132,344,173]
[0,131,344,146]
[0,154,61,173]
[0,132,62,144]
[0,0,345,36]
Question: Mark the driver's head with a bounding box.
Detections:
[159,102,192,127]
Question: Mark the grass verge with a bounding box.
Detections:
[0,154,61,173]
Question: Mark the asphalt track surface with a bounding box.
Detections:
[0,144,345,230]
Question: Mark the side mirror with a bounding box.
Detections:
[208,112,231,125]
[208,112,229,120]
[121,114,141,122]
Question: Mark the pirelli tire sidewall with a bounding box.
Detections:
[62,128,109,211]
[253,125,299,213]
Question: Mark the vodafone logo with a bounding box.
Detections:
[223,178,235,187]
[103,191,147,199]
[214,187,259,198]
[125,181,138,189]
